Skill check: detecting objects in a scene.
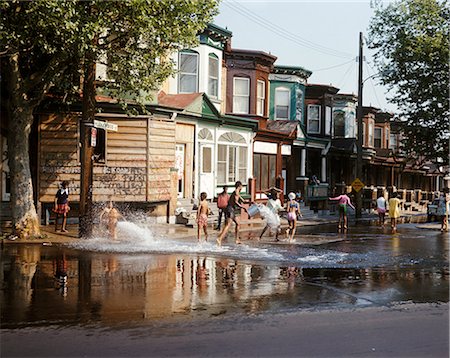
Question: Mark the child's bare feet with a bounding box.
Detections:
[216,238,221,246]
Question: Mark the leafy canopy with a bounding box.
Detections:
[368,0,449,160]
[0,0,219,107]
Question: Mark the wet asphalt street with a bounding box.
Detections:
[1,220,448,357]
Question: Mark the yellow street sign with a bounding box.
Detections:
[351,178,365,192]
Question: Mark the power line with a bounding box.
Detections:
[336,60,356,90]
[312,58,356,72]
[223,1,354,59]
[364,61,383,109]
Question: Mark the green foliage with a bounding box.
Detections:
[368,0,449,160]
[1,0,219,107]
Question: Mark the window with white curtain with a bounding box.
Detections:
[217,132,248,185]
[368,122,374,147]
[275,88,290,120]
[325,106,332,135]
[233,77,250,114]
[307,104,321,134]
[179,51,198,93]
[208,54,219,98]
[256,80,265,116]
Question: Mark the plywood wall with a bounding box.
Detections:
[39,112,176,205]
[38,114,80,203]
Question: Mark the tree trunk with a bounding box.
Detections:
[6,56,40,238]
[79,51,96,238]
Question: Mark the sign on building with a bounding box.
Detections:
[94,120,118,132]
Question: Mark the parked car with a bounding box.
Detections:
[427,199,440,222]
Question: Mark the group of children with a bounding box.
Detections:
[53,180,123,239]
[198,183,413,244]
[197,182,304,245]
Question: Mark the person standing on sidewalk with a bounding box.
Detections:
[329,190,355,230]
[388,192,402,233]
[54,181,70,233]
[215,186,229,231]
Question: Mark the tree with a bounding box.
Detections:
[75,0,218,237]
[368,0,449,160]
[1,0,218,239]
[1,0,81,238]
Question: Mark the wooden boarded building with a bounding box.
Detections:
[37,109,177,223]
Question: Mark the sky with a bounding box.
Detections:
[214,0,396,112]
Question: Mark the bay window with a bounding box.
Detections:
[179,51,198,93]
[233,77,250,114]
[208,53,219,98]
[275,87,290,120]
[307,104,321,134]
[374,127,382,148]
[257,80,265,116]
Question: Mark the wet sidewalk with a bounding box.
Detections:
[1,209,429,245]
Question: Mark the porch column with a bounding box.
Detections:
[321,156,326,183]
[300,148,306,177]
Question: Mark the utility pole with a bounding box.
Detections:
[355,32,364,219]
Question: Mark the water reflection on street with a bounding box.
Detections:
[1,222,448,328]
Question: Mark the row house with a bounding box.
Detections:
[161,24,258,201]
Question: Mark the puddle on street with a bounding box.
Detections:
[1,221,448,328]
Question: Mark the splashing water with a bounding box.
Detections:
[117,221,155,241]
[258,205,280,229]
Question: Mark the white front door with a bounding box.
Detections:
[175,144,185,198]
[199,143,214,199]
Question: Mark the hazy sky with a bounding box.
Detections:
[214,0,396,112]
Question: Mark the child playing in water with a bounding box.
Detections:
[217,181,248,246]
[388,192,402,233]
[259,188,283,241]
[100,201,123,240]
[285,192,302,242]
[376,190,387,227]
[197,192,209,242]
[329,189,355,230]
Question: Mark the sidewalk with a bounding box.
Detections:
[1,209,428,245]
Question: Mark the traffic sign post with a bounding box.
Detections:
[351,178,365,193]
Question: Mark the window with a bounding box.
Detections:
[202,146,212,173]
[389,133,397,150]
[253,153,276,192]
[362,122,366,145]
[257,80,265,116]
[217,132,248,185]
[93,128,106,163]
[325,106,332,135]
[179,51,198,93]
[385,127,389,148]
[374,127,382,148]
[307,104,321,134]
[233,77,250,114]
[368,122,374,147]
[275,88,290,119]
[208,54,219,98]
[333,110,345,137]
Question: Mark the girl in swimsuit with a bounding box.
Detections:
[285,192,302,242]
[329,191,355,230]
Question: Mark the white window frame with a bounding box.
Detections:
[325,106,332,135]
[208,53,219,98]
[275,87,290,120]
[256,80,265,116]
[307,104,321,134]
[178,51,199,93]
[217,132,248,185]
[368,122,374,147]
[233,77,250,114]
